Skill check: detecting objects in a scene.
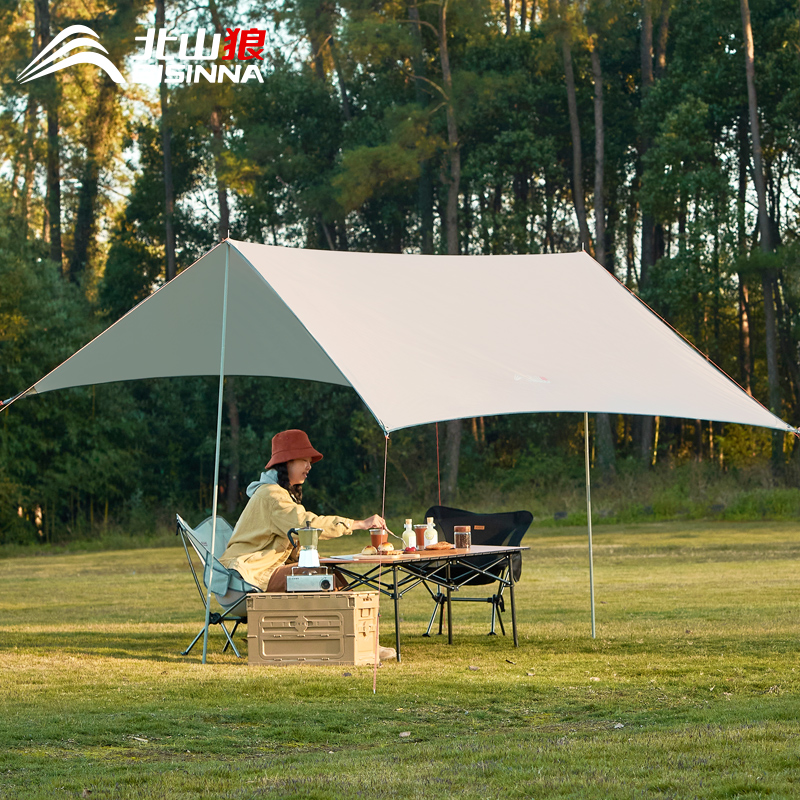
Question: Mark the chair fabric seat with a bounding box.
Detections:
[176,514,259,658]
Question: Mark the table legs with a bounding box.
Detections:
[392,566,402,662]
[446,561,453,644]
[332,550,524,656]
[509,552,518,647]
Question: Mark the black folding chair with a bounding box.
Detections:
[422,505,532,637]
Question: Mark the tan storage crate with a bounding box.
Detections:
[246,591,379,665]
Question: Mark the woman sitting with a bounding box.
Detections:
[220,429,387,593]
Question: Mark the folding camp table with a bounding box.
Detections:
[321,544,529,662]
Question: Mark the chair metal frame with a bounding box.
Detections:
[176,514,258,658]
[421,506,532,637]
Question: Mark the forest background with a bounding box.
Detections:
[1,0,800,546]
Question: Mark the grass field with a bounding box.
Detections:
[0,521,798,799]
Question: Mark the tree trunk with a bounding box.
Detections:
[442,419,462,503]
[631,415,654,465]
[589,36,615,475]
[762,271,781,411]
[226,376,240,515]
[334,219,350,251]
[319,216,336,250]
[419,166,434,255]
[440,0,460,257]
[210,108,230,240]
[654,1,671,78]
[161,85,177,279]
[329,37,352,121]
[19,0,43,239]
[206,1,230,242]
[409,1,434,254]
[604,179,620,275]
[653,0,670,274]
[70,147,100,279]
[640,0,654,86]
[737,111,752,392]
[591,41,604,269]
[741,0,781,468]
[596,413,616,477]
[295,2,351,250]
[462,179,472,254]
[774,277,800,416]
[18,103,37,238]
[306,4,328,80]
[562,33,592,252]
[635,0,656,464]
[738,279,752,393]
[36,0,62,270]
[156,0,176,281]
[512,170,528,253]
[639,0,655,289]
[693,419,703,462]
[46,105,61,268]
[625,188,637,286]
[741,0,772,255]
[544,170,554,252]
[69,79,117,282]
[711,197,722,360]
[439,0,462,495]
[207,0,223,34]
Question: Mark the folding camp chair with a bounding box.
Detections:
[176,513,259,658]
[422,505,532,637]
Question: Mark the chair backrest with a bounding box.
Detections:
[192,514,236,558]
[424,505,532,582]
[424,506,532,547]
[176,514,256,606]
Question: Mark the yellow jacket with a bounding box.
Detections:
[219,483,354,590]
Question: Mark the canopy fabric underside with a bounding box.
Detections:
[20,239,793,434]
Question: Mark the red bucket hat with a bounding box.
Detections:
[265,429,323,470]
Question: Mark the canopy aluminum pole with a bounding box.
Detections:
[201,242,231,664]
[584,412,596,638]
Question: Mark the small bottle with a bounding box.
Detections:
[423,517,438,548]
[402,518,415,550]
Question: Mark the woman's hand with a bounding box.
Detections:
[351,514,387,531]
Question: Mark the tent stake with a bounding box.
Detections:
[584,412,596,639]
[202,242,231,664]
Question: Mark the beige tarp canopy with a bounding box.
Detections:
[8,239,794,656]
[12,239,795,434]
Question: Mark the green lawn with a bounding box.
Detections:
[0,521,798,799]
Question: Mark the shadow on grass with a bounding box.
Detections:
[5,625,795,670]
[0,628,244,663]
